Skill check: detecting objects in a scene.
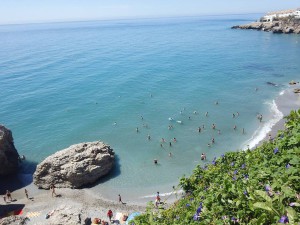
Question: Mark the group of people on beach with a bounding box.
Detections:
[2,189,32,204]
[90,209,113,225]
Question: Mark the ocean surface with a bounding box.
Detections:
[1,14,300,202]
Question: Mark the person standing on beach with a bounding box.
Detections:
[25,189,29,199]
[50,184,57,197]
[107,209,113,222]
[6,190,12,201]
[155,192,161,207]
[118,194,123,204]
[3,195,7,203]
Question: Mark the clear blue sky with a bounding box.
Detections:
[0,0,299,24]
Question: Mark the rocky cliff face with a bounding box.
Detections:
[33,141,115,189]
[0,125,20,176]
[232,18,300,34]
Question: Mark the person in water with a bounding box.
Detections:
[201,153,206,160]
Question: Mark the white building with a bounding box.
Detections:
[262,8,300,22]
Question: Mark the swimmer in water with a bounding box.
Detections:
[207,143,211,147]
[212,124,216,129]
[136,127,139,132]
[232,113,235,118]
[169,152,172,157]
[148,134,151,140]
[205,112,208,117]
[198,127,201,133]
[234,125,237,130]
[113,122,117,126]
[218,130,221,135]
[211,138,215,144]
[202,124,205,129]
[173,138,177,142]
[169,142,172,147]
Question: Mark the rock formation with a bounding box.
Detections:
[232,17,300,34]
[33,141,115,189]
[0,215,29,225]
[0,125,20,176]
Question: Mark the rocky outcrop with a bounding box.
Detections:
[0,125,20,176]
[33,141,115,189]
[45,207,84,225]
[0,216,29,225]
[232,18,300,34]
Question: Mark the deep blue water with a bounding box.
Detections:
[1,15,300,201]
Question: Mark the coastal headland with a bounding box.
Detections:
[232,8,300,34]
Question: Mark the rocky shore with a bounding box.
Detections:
[232,17,300,34]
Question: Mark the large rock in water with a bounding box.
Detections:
[0,125,20,175]
[33,141,115,189]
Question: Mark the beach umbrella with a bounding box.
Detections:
[125,212,141,224]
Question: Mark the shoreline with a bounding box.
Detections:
[1,84,300,224]
[249,84,300,149]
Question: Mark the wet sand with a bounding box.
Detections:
[255,83,300,148]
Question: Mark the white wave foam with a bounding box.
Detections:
[279,90,285,95]
[243,100,283,150]
[141,190,184,198]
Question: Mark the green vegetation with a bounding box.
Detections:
[133,109,300,224]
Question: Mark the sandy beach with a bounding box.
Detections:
[1,83,299,224]
[1,185,148,224]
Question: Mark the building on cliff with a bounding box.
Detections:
[262,8,300,22]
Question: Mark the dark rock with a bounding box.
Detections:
[0,125,20,176]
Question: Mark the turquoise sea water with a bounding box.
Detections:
[1,15,300,202]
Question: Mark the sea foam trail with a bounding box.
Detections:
[141,190,184,199]
[243,99,283,150]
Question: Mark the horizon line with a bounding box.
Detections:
[0,12,264,27]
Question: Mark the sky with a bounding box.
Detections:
[0,0,300,24]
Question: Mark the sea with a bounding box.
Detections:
[1,14,300,203]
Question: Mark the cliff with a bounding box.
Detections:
[0,125,20,176]
[232,17,300,34]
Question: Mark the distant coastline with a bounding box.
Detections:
[232,8,300,34]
